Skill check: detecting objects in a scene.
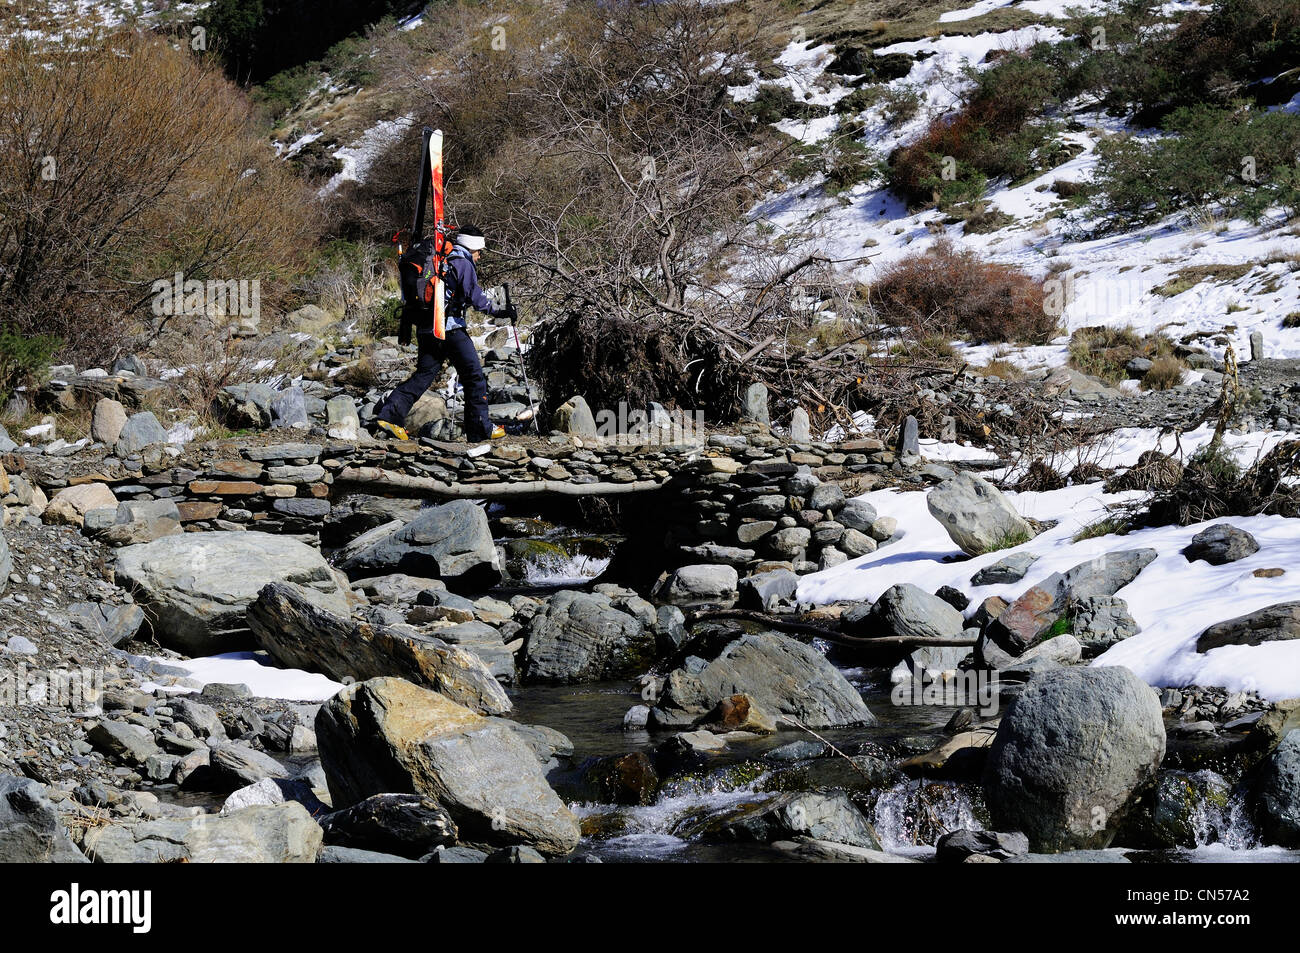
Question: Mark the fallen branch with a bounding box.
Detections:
[686,608,977,649]
[337,466,664,499]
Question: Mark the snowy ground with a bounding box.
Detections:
[799,451,1300,700]
[146,652,344,702]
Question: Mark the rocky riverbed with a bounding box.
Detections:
[4,331,1300,864]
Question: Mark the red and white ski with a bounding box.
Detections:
[430,128,447,340]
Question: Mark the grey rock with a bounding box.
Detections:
[270,387,309,428]
[655,564,738,607]
[0,528,9,596]
[839,528,877,558]
[789,407,811,443]
[522,590,656,683]
[249,582,511,714]
[316,678,580,854]
[338,500,501,591]
[1250,330,1265,361]
[319,845,417,863]
[426,846,488,863]
[766,526,811,559]
[83,803,322,863]
[1254,730,1300,847]
[697,792,880,848]
[741,382,770,424]
[320,793,457,858]
[243,443,323,462]
[1197,602,1300,652]
[935,828,1029,862]
[1071,596,1139,658]
[900,415,919,455]
[91,398,128,445]
[926,472,1033,556]
[858,583,965,641]
[326,395,361,441]
[868,516,898,541]
[971,552,1039,586]
[551,395,597,436]
[0,775,88,862]
[808,482,844,511]
[485,845,547,863]
[739,569,799,611]
[983,666,1165,852]
[87,720,158,766]
[114,411,169,456]
[656,633,875,729]
[1183,523,1259,566]
[66,601,145,646]
[115,533,349,655]
[209,742,289,791]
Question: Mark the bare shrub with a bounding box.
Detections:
[0,30,317,367]
[868,239,1057,344]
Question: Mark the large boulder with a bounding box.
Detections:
[81,803,322,863]
[316,678,580,854]
[983,666,1165,852]
[0,775,88,862]
[44,482,117,527]
[1253,730,1300,847]
[337,499,501,591]
[91,397,128,445]
[1196,602,1300,653]
[926,472,1033,556]
[856,583,965,640]
[248,583,510,715]
[114,411,169,456]
[114,533,350,655]
[654,564,739,607]
[655,633,875,729]
[522,590,656,683]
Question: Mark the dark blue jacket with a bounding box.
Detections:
[444,246,500,331]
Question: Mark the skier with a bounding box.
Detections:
[374,225,509,442]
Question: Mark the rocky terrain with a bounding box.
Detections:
[3,325,1300,865]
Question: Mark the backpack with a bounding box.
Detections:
[398,234,454,312]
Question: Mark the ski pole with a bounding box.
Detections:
[505,283,541,435]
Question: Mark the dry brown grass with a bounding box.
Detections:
[1140,355,1186,391]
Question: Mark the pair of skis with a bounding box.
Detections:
[404,126,449,340]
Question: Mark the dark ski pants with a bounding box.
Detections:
[377,328,491,440]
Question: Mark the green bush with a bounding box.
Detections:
[1091,104,1300,226]
[824,139,881,195]
[887,53,1066,208]
[0,328,60,404]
